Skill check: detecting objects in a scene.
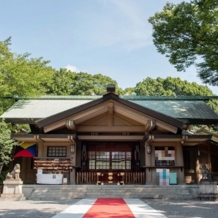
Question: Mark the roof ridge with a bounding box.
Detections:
[3,95,218,101]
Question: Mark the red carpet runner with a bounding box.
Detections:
[83,198,135,218]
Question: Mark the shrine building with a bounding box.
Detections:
[1,84,218,186]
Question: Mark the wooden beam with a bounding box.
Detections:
[78,135,144,141]
[183,142,202,146]
[73,105,108,124]
[114,104,178,134]
[44,119,65,133]
[77,126,144,132]
[145,120,156,133]
[43,105,108,133]
[12,136,38,142]
[66,119,76,130]
[83,114,107,125]
[150,138,181,143]
[156,122,178,134]
[36,135,44,143]
[144,135,154,145]
[39,137,72,142]
[114,114,134,126]
[114,105,148,125]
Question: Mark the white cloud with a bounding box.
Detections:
[109,0,145,27]
[90,0,152,51]
[65,64,79,72]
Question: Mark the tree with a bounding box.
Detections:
[69,72,119,95]
[124,87,136,96]
[135,77,179,96]
[45,70,124,96]
[149,0,218,86]
[161,77,214,96]
[0,38,55,166]
[0,38,55,112]
[0,120,18,165]
[135,76,214,96]
[45,68,76,95]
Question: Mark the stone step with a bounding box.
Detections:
[25,184,199,200]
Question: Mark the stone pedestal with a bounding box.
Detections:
[0,180,25,200]
[198,180,218,201]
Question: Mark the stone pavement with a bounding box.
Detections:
[0,198,218,218]
[52,198,167,218]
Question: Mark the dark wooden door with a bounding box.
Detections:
[82,142,140,183]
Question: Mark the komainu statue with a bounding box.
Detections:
[6,163,21,180]
[200,163,211,181]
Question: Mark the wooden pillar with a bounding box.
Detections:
[70,143,76,184]
[176,142,185,184]
[43,144,47,157]
[145,142,152,184]
[37,142,43,157]
[207,144,211,172]
[195,146,201,183]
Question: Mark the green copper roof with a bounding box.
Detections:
[4,95,218,101]
[131,100,217,120]
[1,95,218,124]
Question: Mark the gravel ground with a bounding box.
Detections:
[0,199,218,218]
[0,199,79,218]
[141,199,218,218]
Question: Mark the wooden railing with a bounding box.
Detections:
[123,172,145,184]
[76,172,145,184]
[77,172,97,184]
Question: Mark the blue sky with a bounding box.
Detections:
[1,0,217,94]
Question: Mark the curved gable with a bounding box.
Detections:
[36,93,183,135]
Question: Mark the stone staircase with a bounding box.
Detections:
[24,184,199,200]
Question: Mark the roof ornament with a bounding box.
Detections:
[103,84,118,96]
[107,84,116,93]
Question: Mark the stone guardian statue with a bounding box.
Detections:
[6,163,21,180]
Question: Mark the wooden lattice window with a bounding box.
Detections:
[88,151,131,170]
[111,151,131,170]
[47,146,67,157]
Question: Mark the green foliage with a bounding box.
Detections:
[135,77,169,96]
[69,72,123,95]
[0,169,10,184]
[162,77,214,96]
[0,38,55,111]
[0,120,18,165]
[134,76,214,96]
[149,0,218,86]
[0,38,53,165]
[46,70,124,96]
[45,68,76,95]
[124,87,136,96]
[207,99,218,116]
